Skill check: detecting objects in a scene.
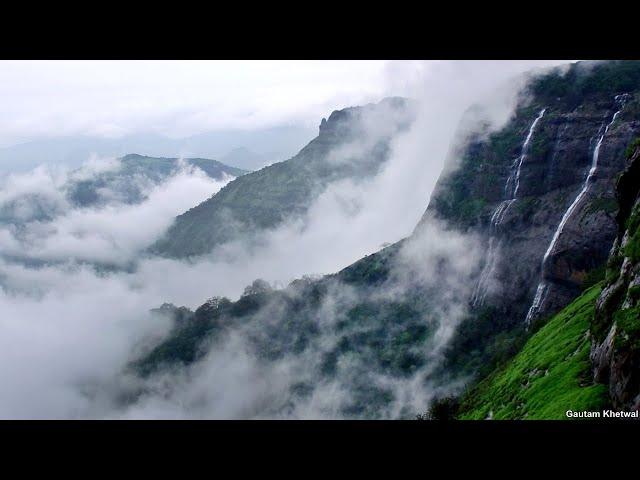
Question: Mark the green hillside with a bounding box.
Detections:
[458,285,608,420]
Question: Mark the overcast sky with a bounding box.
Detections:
[0,60,401,146]
[0,60,572,148]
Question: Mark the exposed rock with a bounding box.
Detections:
[591,146,640,410]
[423,71,640,329]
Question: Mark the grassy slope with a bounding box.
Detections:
[459,285,607,419]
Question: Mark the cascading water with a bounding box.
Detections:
[471,108,546,306]
[508,108,547,199]
[524,96,628,326]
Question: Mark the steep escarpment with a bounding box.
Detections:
[432,61,640,377]
[151,97,416,259]
[432,65,640,320]
[457,141,640,419]
[591,142,640,411]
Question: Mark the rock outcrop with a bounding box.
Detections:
[591,143,640,411]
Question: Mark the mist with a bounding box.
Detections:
[0,60,572,418]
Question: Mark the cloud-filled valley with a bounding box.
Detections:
[0,60,591,419]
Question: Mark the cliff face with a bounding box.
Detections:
[457,143,640,418]
[424,63,640,334]
[151,97,416,259]
[591,144,640,411]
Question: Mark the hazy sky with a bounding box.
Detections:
[0,60,572,148]
[0,60,408,146]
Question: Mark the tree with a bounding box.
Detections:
[415,396,460,420]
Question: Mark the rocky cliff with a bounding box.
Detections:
[456,139,640,419]
[591,141,640,411]
[426,63,640,326]
[425,61,640,378]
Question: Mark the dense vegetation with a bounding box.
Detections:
[529,60,640,108]
[135,225,472,418]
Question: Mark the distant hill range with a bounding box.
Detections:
[0,125,316,173]
[67,154,248,208]
[0,154,247,228]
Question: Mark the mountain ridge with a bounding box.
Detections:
[151,97,417,259]
[0,125,316,173]
[67,153,247,208]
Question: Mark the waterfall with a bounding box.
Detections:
[524,96,627,325]
[511,108,547,198]
[472,108,547,306]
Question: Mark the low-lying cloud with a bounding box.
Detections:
[0,60,571,418]
[0,159,231,267]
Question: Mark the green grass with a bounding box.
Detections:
[613,306,640,351]
[458,285,607,419]
[625,137,640,159]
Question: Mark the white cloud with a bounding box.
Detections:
[0,60,397,146]
[0,161,231,266]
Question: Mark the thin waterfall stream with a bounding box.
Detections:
[471,108,546,306]
[524,95,628,325]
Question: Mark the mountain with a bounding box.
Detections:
[436,60,640,379]
[67,154,247,208]
[151,97,417,259]
[133,237,460,418]
[0,125,316,173]
[131,61,640,418]
[183,126,316,170]
[0,153,247,270]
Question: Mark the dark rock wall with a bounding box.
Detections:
[423,90,640,328]
[591,145,640,411]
